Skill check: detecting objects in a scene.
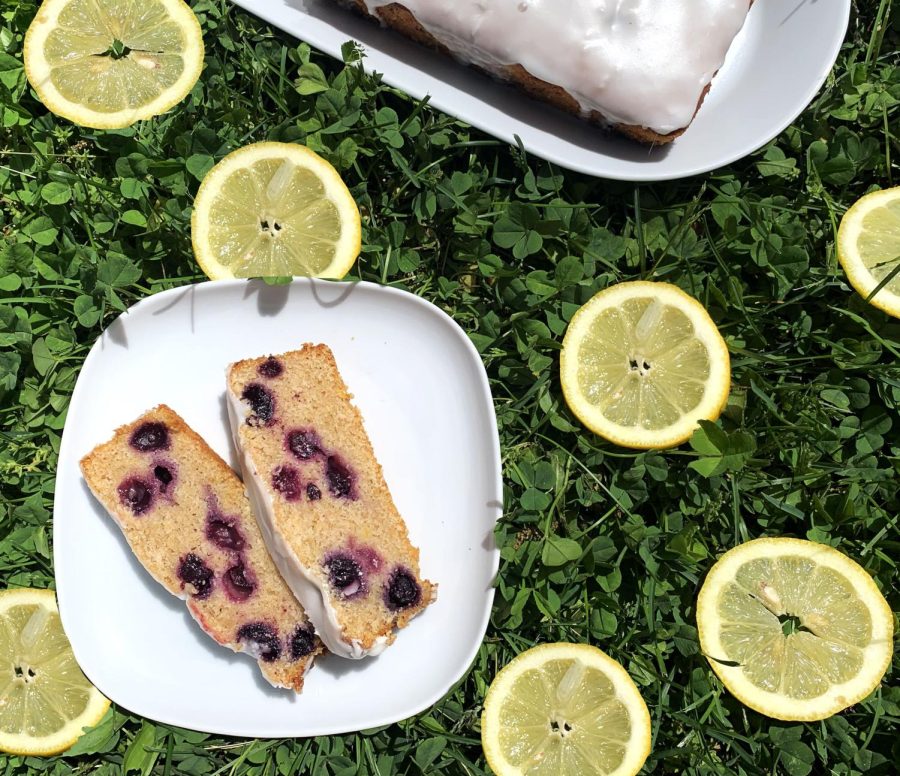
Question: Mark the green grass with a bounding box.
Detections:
[1,0,898,773]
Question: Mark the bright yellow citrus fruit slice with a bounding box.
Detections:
[23,0,204,129]
[560,281,730,449]
[191,142,362,280]
[697,538,894,721]
[481,643,652,776]
[0,588,110,756]
[837,186,900,318]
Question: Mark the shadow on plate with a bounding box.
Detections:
[241,278,359,316]
[100,312,131,350]
[219,392,240,472]
[284,0,671,163]
[310,278,357,308]
[151,285,197,333]
[781,0,816,27]
[317,650,380,679]
[243,279,291,317]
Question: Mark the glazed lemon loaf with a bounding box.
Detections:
[226,345,436,659]
[338,0,752,144]
[80,405,323,691]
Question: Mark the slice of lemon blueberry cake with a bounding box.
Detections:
[226,344,436,659]
[80,405,323,691]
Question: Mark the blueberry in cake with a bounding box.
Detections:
[226,345,436,659]
[80,405,323,691]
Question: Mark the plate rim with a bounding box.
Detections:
[228,0,851,181]
[53,278,503,737]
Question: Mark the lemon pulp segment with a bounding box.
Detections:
[837,187,900,318]
[482,643,651,776]
[697,539,893,721]
[24,0,204,128]
[191,142,361,280]
[0,589,109,756]
[560,281,730,449]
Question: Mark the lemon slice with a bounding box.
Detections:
[0,588,110,756]
[191,142,362,280]
[697,538,894,721]
[560,281,730,449]
[837,186,900,318]
[481,643,652,776]
[23,0,204,129]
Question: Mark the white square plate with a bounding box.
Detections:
[54,279,502,737]
[229,0,850,181]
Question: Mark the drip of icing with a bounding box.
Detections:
[362,0,751,135]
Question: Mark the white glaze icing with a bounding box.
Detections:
[225,380,390,659]
[362,0,751,134]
